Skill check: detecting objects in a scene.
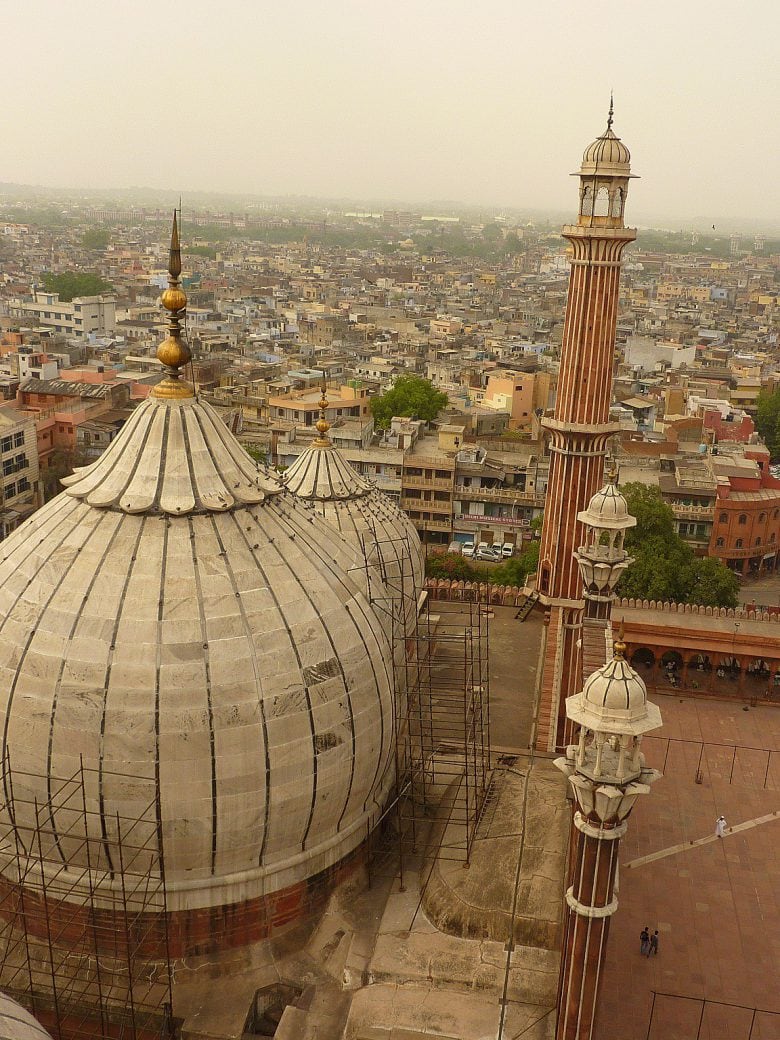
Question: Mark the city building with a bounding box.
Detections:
[7,291,116,337]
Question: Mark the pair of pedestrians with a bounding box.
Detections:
[639,926,659,957]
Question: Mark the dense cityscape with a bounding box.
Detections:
[1,196,779,593]
[0,15,778,1030]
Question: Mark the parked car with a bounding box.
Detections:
[491,541,503,556]
[448,541,462,555]
[476,541,490,555]
[476,546,501,561]
[462,541,475,558]
[502,543,514,558]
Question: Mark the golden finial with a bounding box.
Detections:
[613,620,626,659]
[314,371,331,446]
[153,209,193,400]
[605,458,619,484]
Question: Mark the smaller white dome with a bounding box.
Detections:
[577,480,636,531]
[567,645,662,736]
[583,655,647,714]
[582,128,631,171]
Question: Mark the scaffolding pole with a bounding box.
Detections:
[0,754,176,1040]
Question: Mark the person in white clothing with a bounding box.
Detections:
[715,815,727,838]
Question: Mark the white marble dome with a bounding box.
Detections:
[568,647,661,737]
[577,479,636,532]
[582,127,630,169]
[0,393,395,911]
[0,993,52,1040]
[283,435,424,644]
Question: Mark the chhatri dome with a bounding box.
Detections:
[580,96,631,173]
[0,216,394,936]
[283,381,424,643]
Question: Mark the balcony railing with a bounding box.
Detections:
[454,484,545,506]
[401,497,452,516]
[670,503,715,520]
[402,475,454,490]
[412,518,451,532]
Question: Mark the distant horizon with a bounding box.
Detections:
[1,180,778,239]
[3,1,778,238]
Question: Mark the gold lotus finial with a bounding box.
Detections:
[153,209,193,400]
[314,371,331,446]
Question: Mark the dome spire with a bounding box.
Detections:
[613,620,626,659]
[314,371,332,446]
[153,209,193,400]
[607,91,614,131]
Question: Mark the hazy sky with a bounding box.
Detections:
[4,0,779,226]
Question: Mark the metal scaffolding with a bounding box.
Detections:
[360,525,491,888]
[0,755,175,1040]
[401,597,491,868]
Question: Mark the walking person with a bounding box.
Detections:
[640,926,650,956]
[715,815,727,838]
[649,930,659,956]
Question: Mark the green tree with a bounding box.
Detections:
[42,272,113,302]
[756,388,780,460]
[425,553,477,581]
[685,556,739,609]
[370,376,448,430]
[618,483,738,607]
[621,483,676,550]
[491,538,540,587]
[81,228,110,250]
[188,244,217,259]
[503,232,523,254]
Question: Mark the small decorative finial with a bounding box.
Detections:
[314,371,331,445]
[607,92,614,131]
[605,459,619,484]
[613,620,626,659]
[153,209,193,400]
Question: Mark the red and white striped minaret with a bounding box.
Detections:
[554,632,662,1040]
[535,102,637,751]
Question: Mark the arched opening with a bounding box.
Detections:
[716,656,741,681]
[660,649,683,673]
[581,186,594,217]
[746,658,770,682]
[594,187,610,217]
[631,647,655,670]
[610,188,623,218]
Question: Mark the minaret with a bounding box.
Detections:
[535,102,637,750]
[555,631,662,1040]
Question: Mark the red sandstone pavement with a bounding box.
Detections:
[594,697,780,1040]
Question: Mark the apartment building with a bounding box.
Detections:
[451,442,547,548]
[400,431,457,545]
[7,292,116,337]
[0,407,39,537]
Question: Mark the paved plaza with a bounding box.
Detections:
[595,697,780,1040]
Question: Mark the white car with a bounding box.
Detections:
[461,541,475,558]
[502,543,514,558]
[491,541,503,556]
